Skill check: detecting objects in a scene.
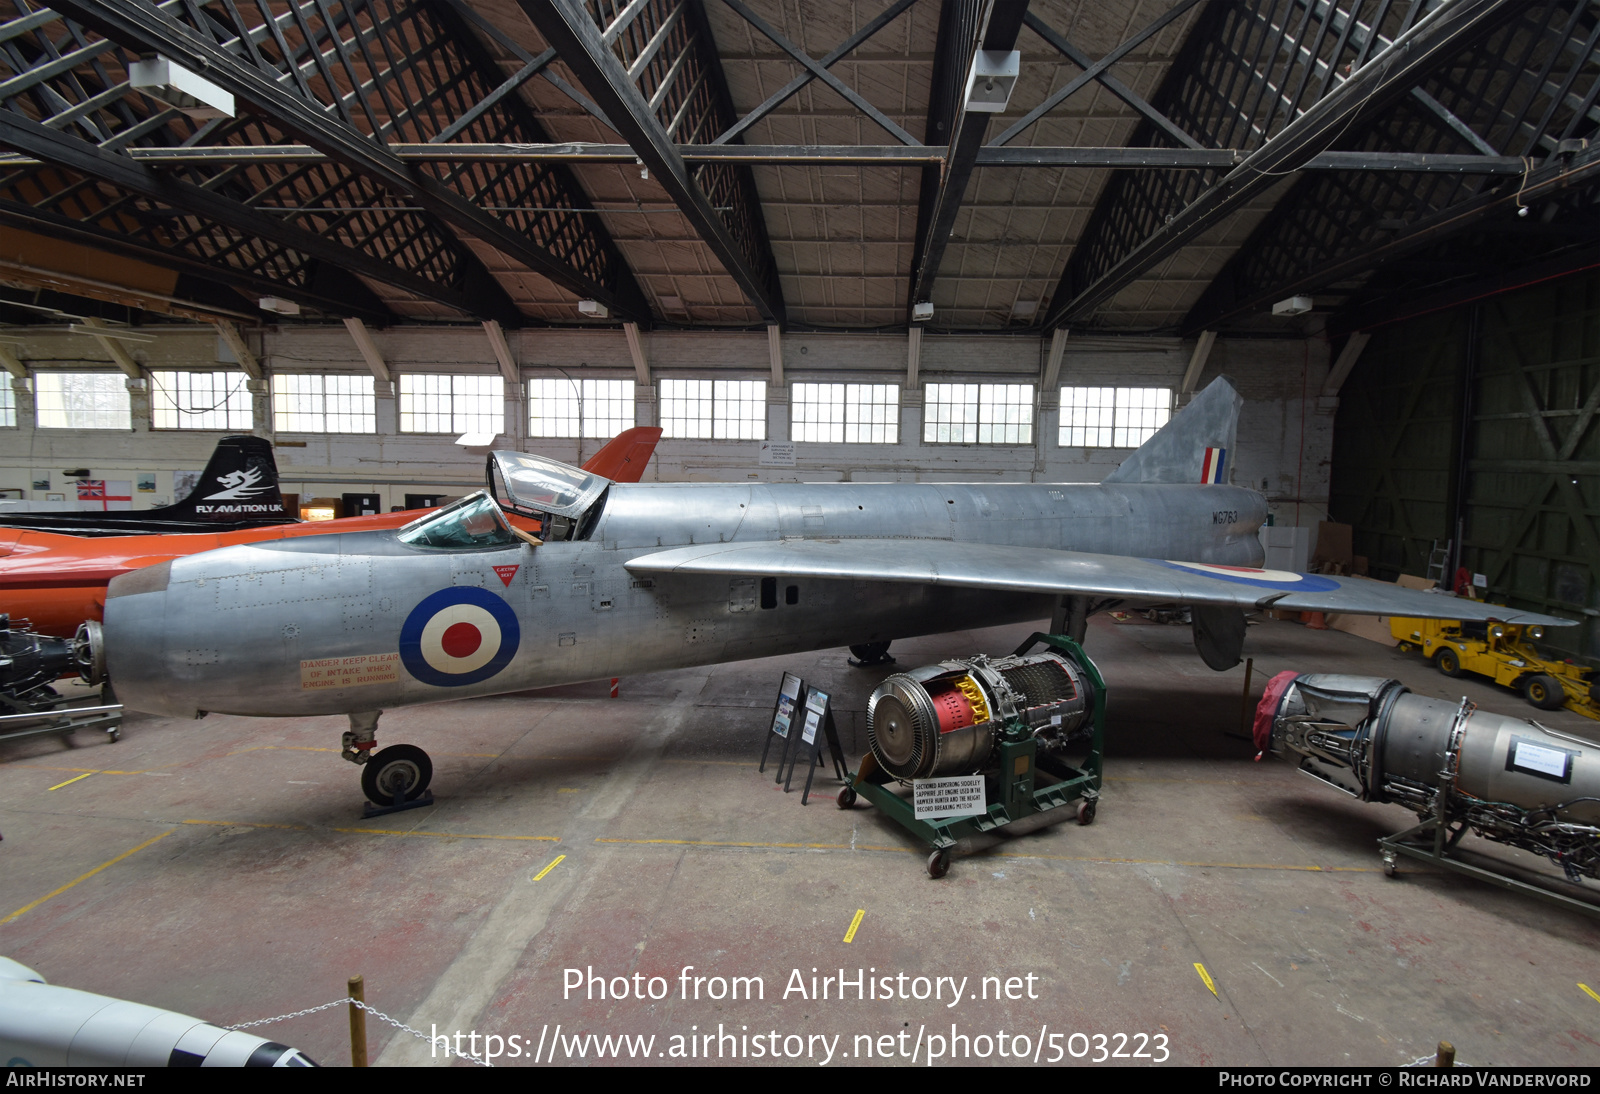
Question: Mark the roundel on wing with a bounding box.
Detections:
[399,587,520,687]
[1159,560,1342,593]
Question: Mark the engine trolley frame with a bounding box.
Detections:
[1379,779,1600,921]
[841,633,1105,878]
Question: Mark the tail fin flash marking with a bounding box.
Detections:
[1201,447,1227,484]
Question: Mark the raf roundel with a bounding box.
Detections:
[399,587,521,687]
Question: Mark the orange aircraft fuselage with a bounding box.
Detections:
[0,428,661,636]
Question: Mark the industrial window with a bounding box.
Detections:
[34,372,130,430]
[527,378,634,439]
[150,370,252,431]
[658,378,767,440]
[923,383,1034,444]
[271,373,375,434]
[0,383,14,428]
[791,382,899,443]
[400,374,504,435]
[1059,386,1171,448]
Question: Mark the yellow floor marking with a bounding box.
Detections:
[2,829,175,925]
[1580,983,1600,1005]
[1194,963,1218,997]
[532,854,566,881]
[47,772,95,791]
[843,909,865,944]
[182,819,558,842]
[8,765,164,776]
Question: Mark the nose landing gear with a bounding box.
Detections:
[341,711,434,816]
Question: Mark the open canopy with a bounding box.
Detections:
[487,452,610,520]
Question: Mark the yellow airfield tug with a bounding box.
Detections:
[1390,615,1600,720]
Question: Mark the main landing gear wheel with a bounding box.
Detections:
[849,641,895,667]
[1077,799,1097,826]
[926,848,951,879]
[836,785,857,809]
[1434,647,1462,678]
[361,744,433,807]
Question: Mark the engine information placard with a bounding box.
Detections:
[913,775,986,820]
[300,652,401,690]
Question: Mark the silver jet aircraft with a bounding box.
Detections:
[101,379,1569,806]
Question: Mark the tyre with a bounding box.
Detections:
[1077,799,1097,826]
[1524,674,1566,711]
[1434,647,1462,678]
[361,744,433,806]
[926,848,950,879]
[849,641,892,664]
[836,784,857,809]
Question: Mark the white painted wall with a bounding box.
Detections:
[0,325,1333,528]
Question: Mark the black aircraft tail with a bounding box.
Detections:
[0,435,295,537]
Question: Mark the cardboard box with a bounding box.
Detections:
[1312,521,1354,568]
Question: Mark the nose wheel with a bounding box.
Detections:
[360,744,434,814]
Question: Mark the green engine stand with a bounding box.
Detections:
[840,632,1106,878]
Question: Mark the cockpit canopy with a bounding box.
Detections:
[487,451,610,541]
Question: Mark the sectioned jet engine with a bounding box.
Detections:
[0,615,102,702]
[1258,673,1600,882]
[867,649,1098,780]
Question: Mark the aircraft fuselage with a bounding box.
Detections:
[105,480,1265,718]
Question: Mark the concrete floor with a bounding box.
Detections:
[3,614,1599,1068]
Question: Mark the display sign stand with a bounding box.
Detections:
[782,687,848,805]
[759,671,805,778]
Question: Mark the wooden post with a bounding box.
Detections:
[1238,657,1255,735]
[1435,1041,1455,1067]
[348,975,368,1067]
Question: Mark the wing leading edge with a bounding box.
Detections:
[622,539,1575,628]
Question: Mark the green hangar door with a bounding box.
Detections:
[1331,270,1600,660]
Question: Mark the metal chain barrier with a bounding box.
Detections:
[228,997,493,1067]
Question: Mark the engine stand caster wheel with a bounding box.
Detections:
[1382,859,1398,878]
[1077,799,1097,826]
[106,726,121,743]
[836,785,857,809]
[926,848,951,879]
[361,744,433,807]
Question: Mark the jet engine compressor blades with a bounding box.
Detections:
[866,649,1098,781]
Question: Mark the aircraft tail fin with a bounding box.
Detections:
[154,434,290,523]
[581,426,662,483]
[1102,377,1241,486]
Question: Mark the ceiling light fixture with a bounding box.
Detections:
[1272,295,1314,317]
[964,50,1020,112]
[129,56,234,119]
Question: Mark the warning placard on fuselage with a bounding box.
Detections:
[912,774,986,820]
[300,652,401,690]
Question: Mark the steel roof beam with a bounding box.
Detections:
[1042,0,1518,331]
[522,0,784,325]
[48,0,648,323]
[0,198,392,323]
[713,0,918,145]
[0,114,509,321]
[992,2,1205,149]
[0,143,1536,172]
[907,0,1028,323]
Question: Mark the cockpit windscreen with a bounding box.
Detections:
[398,491,520,550]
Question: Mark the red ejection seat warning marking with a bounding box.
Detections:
[493,564,519,586]
[301,652,401,690]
